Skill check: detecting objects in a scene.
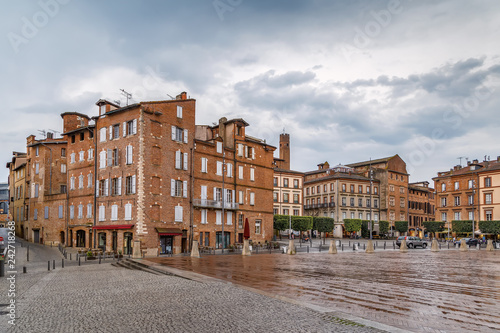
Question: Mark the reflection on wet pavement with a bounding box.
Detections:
[149,251,500,332]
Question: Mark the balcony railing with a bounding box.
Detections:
[193,199,239,210]
[328,202,335,208]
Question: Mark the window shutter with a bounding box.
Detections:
[216,161,222,175]
[171,179,176,196]
[96,180,99,197]
[104,179,109,196]
[201,158,207,173]
[109,126,112,140]
[111,205,118,221]
[244,145,248,158]
[201,186,207,200]
[107,149,112,166]
[175,205,183,222]
[99,151,106,169]
[183,180,188,198]
[118,177,122,195]
[131,175,136,194]
[213,187,217,201]
[125,203,132,220]
[227,211,232,225]
[171,126,176,140]
[183,129,188,143]
[216,211,221,225]
[227,163,232,177]
[175,150,181,169]
[251,148,255,159]
[250,168,255,181]
[132,119,137,134]
[59,205,63,219]
[232,190,235,203]
[183,153,188,170]
[237,144,243,156]
[177,105,182,118]
[123,122,127,137]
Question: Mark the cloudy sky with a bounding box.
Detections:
[1,0,499,184]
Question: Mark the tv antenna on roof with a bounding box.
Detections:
[120,89,132,106]
[167,94,175,100]
[38,130,46,139]
[457,156,467,166]
[49,129,60,137]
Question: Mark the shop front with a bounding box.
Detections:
[92,224,134,253]
[156,228,183,255]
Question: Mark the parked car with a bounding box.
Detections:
[396,236,428,249]
[454,238,479,246]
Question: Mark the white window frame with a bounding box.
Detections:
[111,204,118,221]
[201,209,207,224]
[125,203,132,220]
[249,192,255,206]
[175,205,183,222]
[238,166,244,179]
[201,158,208,173]
[250,168,255,181]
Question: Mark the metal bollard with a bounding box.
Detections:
[349,241,351,247]
[99,254,101,264]
[48,261,50,271]
[27,245,29,262]
[393,243,396,250]
[78,256,81,266]
[376,241,378,247]
[384,242,386,250]
[62,259,64,268]
[448,243,450,249]
[70,253,72,260]
[439,243,442,249]
[319,244,321,252]
[85,255,87,262]
[342,244,344,251]
[53,260,55,270]
[364,244,366,250]
[0,259,4,277]
[353,244,355,251]
[23,266,27,274]
[307,246,309,253]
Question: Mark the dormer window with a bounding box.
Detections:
[100,104,106,115]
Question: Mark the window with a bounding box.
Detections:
[79,151,84,162]
[293,194,299,204]
[294,179,299,188]
[400,198,405,208]
[216,210,222,225]
[60,185,67,194]
[468,211,474,220]
[71,135,75,144]
[216,161,223,176]
[374,199,378,208]
[441,197,447,207]
[293,209,299,216]
[227,211,232,225]
[273,192,278,202]
[359,212,363,219]
[283,178,289,188]
[100,127,107,142]
[350,212,355,219]
[78,204,83,219]
[174,205,183,222]
[126,145,133,164]
[70,176,76,190]
[485,193,492,205]
[250,192,255,205]
[99,151,106,169]
[486,210,492,221]
[485,177,492,187]
[389,185,395,192]
[239,191,243,204]
[98,179,109,197]
[454,182,459,190]
[111,177,122,196]
[87,204,93,218]
[238,166,244,179]
[111,205,118,221]
[171,179,187,197]
[441,183,446,192]
[238,214,244,229]
[214,188,222,201]
[358,198,362,207]
[99,206,105,221]
[237,143,243,157]
[250,168,255,181]
[35,146,39,156]
[58,205,63,219]
[69,205,74,219]
[70,153,76,164]
[226,163,232,178]
[88,148,94,161]
[201,209,207,224]
[177,105,183,118]
[88,173,93,188]
[35,163,39,174]
[358,185,363,193]
[366,198,371,207]
[468,180,473,189]
[350,198,354,207]
[201,158,208,173]
[34,208,38,220]
[125,119,137,136]
[374,187,378,195]
[306,188,310,195]
[61,148,66,157]
[311,187,315,194]
[342,184,346,192]
[341,197,346,206]
[175,151,188,170]
[342,212,346,220]
[400,187,404,194]
[454,211,461,220]
[79,175,84,189]
[454,196,460,206]
[274,177,278,187]
[124,203,132,220]
[441,212,447,221]
[255,220,261,234]
[468,195,474,205]
[389,197,395,206]
[216,141,222,153]
[61,163,66,174]
[171,126,188,143]
[350,185,354,193]
[283,193,289,203]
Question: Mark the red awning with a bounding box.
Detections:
[92,224,134,230]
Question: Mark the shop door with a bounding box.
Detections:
[33,230,40,243]
[123,232,133,255]
[160,236,173,254]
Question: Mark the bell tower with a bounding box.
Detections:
[279,133,290,170]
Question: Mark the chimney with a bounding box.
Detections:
[497,156,500,162]
[176,92,187,100]
[279,133,291,170]
[218,117,227,145]
[473,159,479,164]
[467,161,471,166]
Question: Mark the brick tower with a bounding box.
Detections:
[279,133,290,170]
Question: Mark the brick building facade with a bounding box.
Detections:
[6,152,27,233]
[408,181,435,237]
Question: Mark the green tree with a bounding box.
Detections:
[378,221,389,236]
[479,220,500,235]
[394,221,408,234]
[313,217,334,244]
[452,220,473,234]
[273,215,290,240]
[361,220,370,238]
[344,219,362,234]
[423,221,445,239]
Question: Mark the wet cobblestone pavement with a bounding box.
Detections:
[149,250,500,332]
